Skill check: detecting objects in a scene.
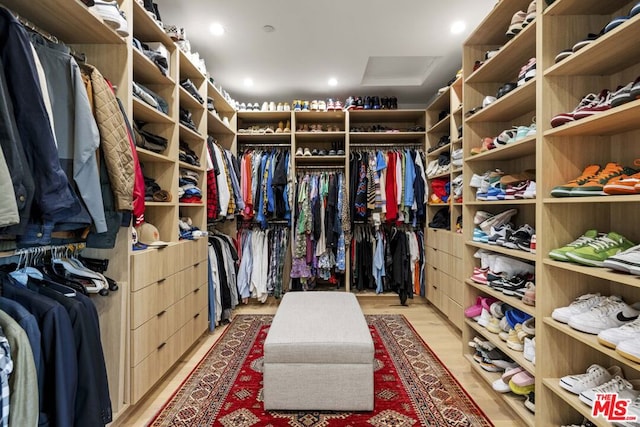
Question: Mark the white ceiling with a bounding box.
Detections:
[155,0,495,107]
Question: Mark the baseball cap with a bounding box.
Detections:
[135,222,169,248]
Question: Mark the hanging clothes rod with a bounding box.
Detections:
[14,12,87,63]
[350,143,423,148]
[295,165,345,170]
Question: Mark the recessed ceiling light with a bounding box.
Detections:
[450,21,466,34]
[209,22,225,36]
[328,78,338,87]
[263,25,276,33]
[243,78,254,87]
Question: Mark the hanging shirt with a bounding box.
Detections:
[385,152,398,222]
[212,144,230,216]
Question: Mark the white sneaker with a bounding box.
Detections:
[559,364,622,394]
[568,296,640,335]
[91,1,129,36]
[551,293,605,324]
[523,337,535,364]
[603,244,640,274]
[579,376,640,407]
[492,378,511,393]
[479,208,518,234]
[617,338,640,363]
[473,210,493,225]
[492,255,535,277]
[522,180,536,198]
[477,308,493,328]
[598,318,640,348]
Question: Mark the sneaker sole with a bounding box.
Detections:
[597,336,619,349]
[616,347,640,363]
[602,258,639,273]
[548,250,570,261]
[567,319,605,334]
[565,252,606,267]
[550,188,574,197]
[568,188,607,196]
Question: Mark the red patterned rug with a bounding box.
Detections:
[149,314,493,426]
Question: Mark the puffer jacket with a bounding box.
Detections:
[82,63,134,211]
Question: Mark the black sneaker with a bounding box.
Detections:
[504,224,535,251]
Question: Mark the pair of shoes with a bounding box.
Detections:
[553,294,640,334]
[517,58,536,87]
[295,147,312,157]
[496,82,517,99]
[550,89,611,127]
[552,163,639,197]
[551,230,635,267]
[598,317,640,364]
[91,1,129,36]
[505,1,536,37]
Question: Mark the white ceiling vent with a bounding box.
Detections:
[361,56,442,86]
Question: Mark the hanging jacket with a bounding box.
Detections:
[81,63,134,212]
[116,95,145,224]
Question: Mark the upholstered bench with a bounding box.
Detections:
[263,292,375,411]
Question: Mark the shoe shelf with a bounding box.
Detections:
[427,116,450,134]
[543,317,640,372]
[544,0,632,16]
[542,380,613,427]
[453,104,464,117]
[466,279,536,317]
[466,199,536,206]
[295,154,346,162]
[144,201,174,207]
[132,1,174,47]
[467,136,536,162]
[1,0,124,44]
[238,111,292,122]
[178,161,205,173]
[179,202,204,207]
[348,132,426,142]
[466,319,536,375]
[294,131,346,141]
[426,87,450,113]
[294,111,345,121]
[426,144,451,158]
[133,98,175,124]
[544,258,640,289]
[466,79,537,123]
[179,87,205,111]
[136,147,173,164]
[544,194,640,204]
[466,21,537,85]
[464,354,536,427]
[348,109,425,122]
[206,80,236,116]
[178,50,205,80]
[427,170,452,180]
[467,241,537,262]
[133,49,175,86]
[465,0,534,46]
[451,167,463,175]
[544,99,640,137]
[237,133,291,143]
[179,123,203,143]
[207,111,235,136]
[545,15,640,77]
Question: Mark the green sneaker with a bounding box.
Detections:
[565,232,636,267]
[549,230,600,261]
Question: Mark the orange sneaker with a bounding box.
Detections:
[604,161,640,195]
[572,162,636,196]
[550,164,601,197]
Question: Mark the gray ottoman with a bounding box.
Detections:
[263,292,374,411]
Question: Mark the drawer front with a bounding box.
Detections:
[448,272,464,304]
[131,273,177,329]
[130,303,177,367]
[130,330,180,404]
[175,282,208,329]
[195,238,208,262]
[447,298,463,330]
[130,250,161,292]
[451,234,464,258]
[174,266,194,302]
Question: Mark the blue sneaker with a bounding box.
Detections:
[631,1,640,17]
[505,309,532,329]
[604,16,630,33]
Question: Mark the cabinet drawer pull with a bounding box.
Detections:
[157,310,166,317]
[194,288,200,293]
[157,278,166,284]
[194,313,200,319]
[157,342,166,350]
[193,262,200,268]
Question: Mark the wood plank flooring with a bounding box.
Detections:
[112,296,522,426]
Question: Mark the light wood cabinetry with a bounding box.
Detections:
[425,77,464,329]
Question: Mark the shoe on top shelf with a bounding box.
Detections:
[559,364,622,395]
[91,1,129,36]
[506,10,527,37]
[567,295,640,334]
[565,231,635,267]
[524,1,536,25]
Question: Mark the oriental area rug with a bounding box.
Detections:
[149,314,493,426]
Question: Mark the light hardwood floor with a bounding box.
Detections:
[112,295,522,426]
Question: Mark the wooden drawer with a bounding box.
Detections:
[426,228,451,253]
[174,266,194,302]
[175,282,208,329]
[130,329,181,404]
[426,264,443,310]
[448,273,464,304]
[131,273,177,329]
[194,238,208,262]
[451,257,463,282]
[130,303,177,367]
[130,244,179,291]
[451,233,464,258]
[447,298,463,330]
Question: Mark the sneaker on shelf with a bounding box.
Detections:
[523,337,535,364]
[568,295,640,334]
[617,338,640,363]
[603,163,640,195]
[91,1,129,36]
[509,371,535,395]
[549,229,601,261]
[572,89,612,120]
[559,364,623,395]
[522,282,536,306]
[602,244,640,274]
[506,10,527,37]
[550,164,602,197]
[565,231,635,267]
[479,208,518,234]
[524,391,535,413]
[552,293,606,323]
[504,224,535,252]
[520,181,537,199]
[492,377,511,393]
[579,376,640,407]
[487,223,514,246]
[472,228,489,243]
[470,267,488,285]
[529,233,536,253]
[598,318,640,348]
[550,93,601,128]
[570,163,635,196]
[474,210,493,225]
[506,325,526,351]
